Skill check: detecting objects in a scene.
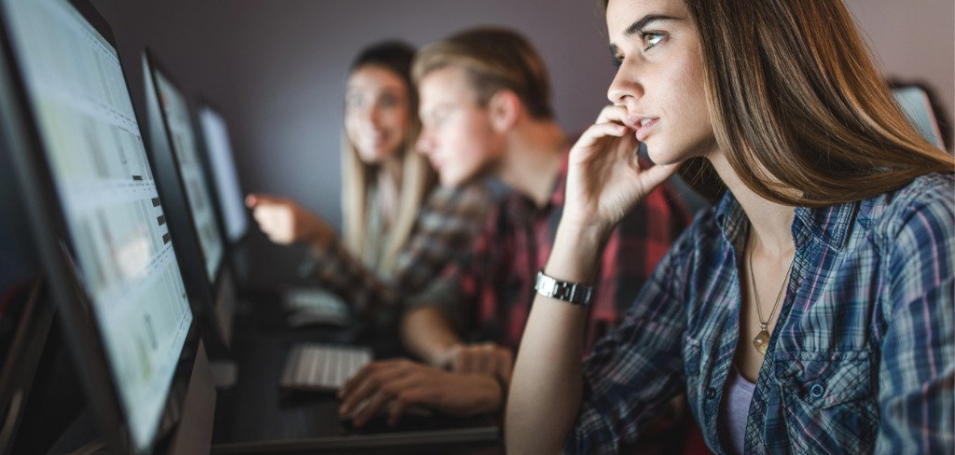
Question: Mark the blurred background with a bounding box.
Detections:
[90,0,955,286]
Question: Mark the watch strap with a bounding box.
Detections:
[534,270,594,306]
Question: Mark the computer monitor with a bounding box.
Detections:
[892,85,947,151]
[143,51,236,350]
[154,73,224,286]
[195,103,249,246]
[0,0,210,453]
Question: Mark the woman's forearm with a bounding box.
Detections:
[506,223,607,455]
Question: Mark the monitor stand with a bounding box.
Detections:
[165,341,216,455]
[48,342,216,455]
[208,271,238,389]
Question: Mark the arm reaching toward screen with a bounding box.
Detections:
[246,193,336,250]
[506,106,679,455]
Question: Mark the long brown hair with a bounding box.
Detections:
[604,0,953,206]
[342,42,435,274]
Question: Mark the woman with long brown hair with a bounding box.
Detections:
[506,0,954,453]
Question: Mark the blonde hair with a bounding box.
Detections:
[341,42,435,274]
[604,0,953,205]
[412,27,555,120]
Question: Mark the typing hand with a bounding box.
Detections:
[246,193,335,248]
[337,359,502,427]
[438,342,514,381]
[562,105,680,238]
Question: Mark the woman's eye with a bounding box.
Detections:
[379,93,400,109]
[641,31,664,50]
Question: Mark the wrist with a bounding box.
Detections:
[544,222,610,284]
[430,341,462,367]
[470,374,506,415]
[305,225,335,250]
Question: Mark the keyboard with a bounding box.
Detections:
[283,287,350,328]
[280,343,372,392]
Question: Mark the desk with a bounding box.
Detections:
[210,292,503,455]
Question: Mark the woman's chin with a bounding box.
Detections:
[644,145,679,166]
[357,147,398,165]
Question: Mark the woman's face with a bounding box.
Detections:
[344,64,411,164]
[606,0,716,164]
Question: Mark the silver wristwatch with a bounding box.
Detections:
[534,270,594,306]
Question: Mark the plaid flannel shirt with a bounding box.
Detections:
[567,173,955,455]
[305,179,507,326]
[414,152,691,351]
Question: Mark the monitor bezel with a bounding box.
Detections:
[141,49,232,352]
[193,98,252,248]
[143,50,227,303]
[0,0,202,453]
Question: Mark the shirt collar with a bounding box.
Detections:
[791,201,856,252]
[714,191,856,252]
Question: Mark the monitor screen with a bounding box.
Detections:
[0,0,193,451]
[197,105,249,244]
[154,71,224,282]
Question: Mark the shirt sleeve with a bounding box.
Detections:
[305,184,493,325]
[565,227,696,455]
[405,211,494,338]
[876,181,955,454]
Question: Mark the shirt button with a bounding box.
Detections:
[810,383,826,399]
[705,387,716,400]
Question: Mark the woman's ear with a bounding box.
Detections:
[488,90,521,133]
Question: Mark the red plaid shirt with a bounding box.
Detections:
[304,180,504,327]
[413,152,691,351]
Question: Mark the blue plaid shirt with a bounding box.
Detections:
[568,173,954,454]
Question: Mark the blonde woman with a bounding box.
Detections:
[249,41,493,325]
[507,0,954,453]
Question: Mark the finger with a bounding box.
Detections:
[476,344,493,374]
[339,364,392,412]
[245,193,278,207]
[595,104,628,125]
[338,363,373,399]
[387,396,408,426]
[386,385,429,426]
[351,389,391,427]
[382,373,430,426]
[574,122,629,151]
[339,375,378,416]
[458,349,475,374]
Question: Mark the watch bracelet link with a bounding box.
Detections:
[534,270,594,306]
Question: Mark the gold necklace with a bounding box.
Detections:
[747,239,794,355]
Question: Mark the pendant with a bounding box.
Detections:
[753,330,770,354]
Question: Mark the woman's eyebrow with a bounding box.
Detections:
[624,14,679,36]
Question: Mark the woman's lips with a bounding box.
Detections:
[635,118,658,142]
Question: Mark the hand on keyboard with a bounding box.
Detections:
[337,359,504,427]
[437,342,514,381]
